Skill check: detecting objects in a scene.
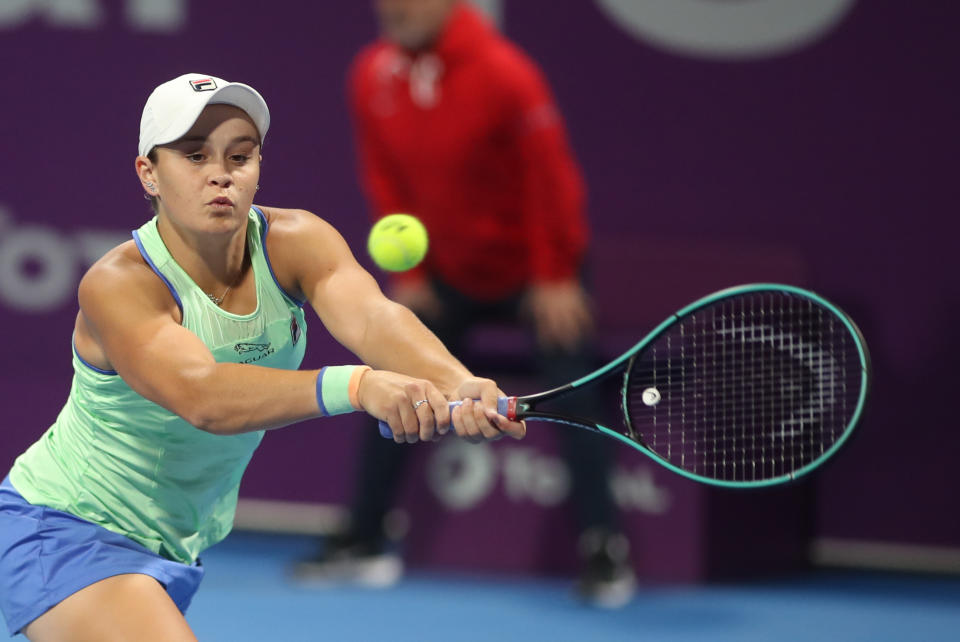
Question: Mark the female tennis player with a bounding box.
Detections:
[0,73,525,641]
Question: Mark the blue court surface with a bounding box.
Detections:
[5,532,960,641]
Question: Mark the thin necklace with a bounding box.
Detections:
[207,271,242,307]
[207,285,232,306]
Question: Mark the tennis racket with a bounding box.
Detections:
[378,284,871,488]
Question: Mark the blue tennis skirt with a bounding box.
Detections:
[0,475,204,636]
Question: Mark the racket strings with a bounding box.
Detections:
[625,291,863,482]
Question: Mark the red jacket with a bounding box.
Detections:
[349,4,588,300]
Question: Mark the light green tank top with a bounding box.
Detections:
[9,207,307,564]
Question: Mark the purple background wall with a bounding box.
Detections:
[1,0,957,575]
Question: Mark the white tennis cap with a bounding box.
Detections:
[138,73,270,157]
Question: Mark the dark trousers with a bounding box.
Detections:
[347,278,620,542]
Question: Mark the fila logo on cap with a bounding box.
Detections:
[189,78,217,92]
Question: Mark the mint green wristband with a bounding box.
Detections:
[316,366,364,416]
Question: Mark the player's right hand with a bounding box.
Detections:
[356,369,450,443]
[451,378,526,443]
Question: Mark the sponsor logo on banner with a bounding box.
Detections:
[0,1,857,61]
[594,0,857,59]
[0,205,128,313]
[472,0,857,60]
[427,438,672,514]
[0,0,187,32]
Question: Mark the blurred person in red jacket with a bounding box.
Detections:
[295,0,635,607]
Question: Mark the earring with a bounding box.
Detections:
[145,181,156,193]
[255,184,260,191]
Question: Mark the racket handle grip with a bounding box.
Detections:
[377,396,515,438]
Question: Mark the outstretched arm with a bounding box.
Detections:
[79,259,442,442]
[77,224,521,443]
[262,207,525,443]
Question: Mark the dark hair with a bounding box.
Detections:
[147,148,160,214]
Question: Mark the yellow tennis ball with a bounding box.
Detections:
[367,214,429,272]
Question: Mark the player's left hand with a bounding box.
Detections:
[451,378,526,443]
[357,369,451,444]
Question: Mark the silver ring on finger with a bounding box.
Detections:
[412,399,429,410]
